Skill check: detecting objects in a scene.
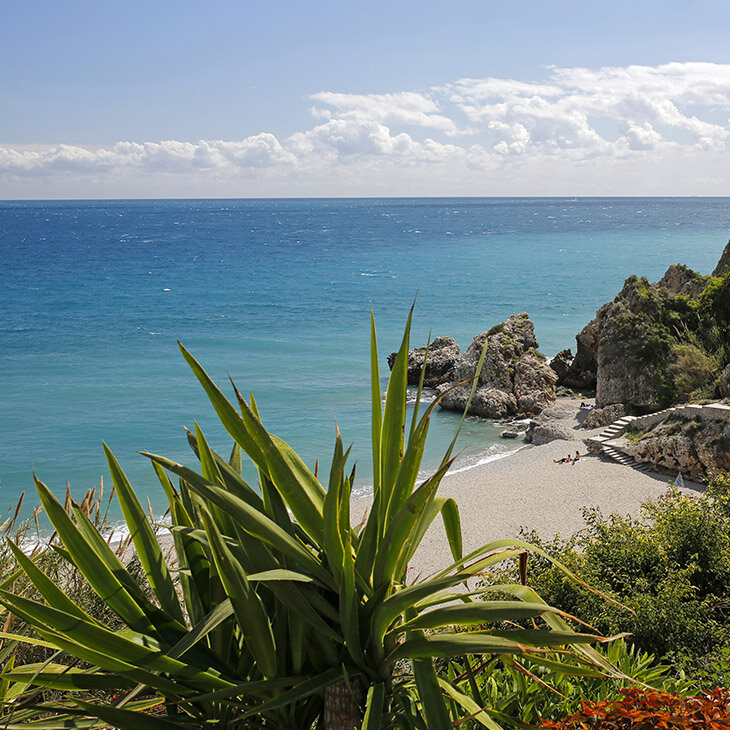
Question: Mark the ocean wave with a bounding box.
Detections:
[406,388,437,405]
[349,443,523,501]
[445,445,524,475]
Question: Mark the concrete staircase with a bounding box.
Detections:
[585,402,730,473]
[585,415,653,472]
[600,444,653,473]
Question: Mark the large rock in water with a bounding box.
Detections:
[387,336,460,388]
[436,313,557,418]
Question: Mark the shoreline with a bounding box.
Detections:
[352,397,702,579]
[98,398,702,569]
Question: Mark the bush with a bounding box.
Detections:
[440,640,695,727]
[485,477,730,684]
[670,343,719,402]
[696,271,730,367]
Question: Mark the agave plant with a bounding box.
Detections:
[0,309,622,729]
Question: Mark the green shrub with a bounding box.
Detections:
[695,271,730,366]
[0,487,157,725]
[670,344,719,402]
[484,478,730,685]
[604,310,674,366]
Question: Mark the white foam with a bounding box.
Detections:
[405,389,437,405]
[349,444,524,501]
[17,513,172,555]
[446,446,524,475]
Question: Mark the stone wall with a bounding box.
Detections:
[628,403,730,431]
[621,402,730,479]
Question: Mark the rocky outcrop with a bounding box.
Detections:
[623,414,730,481]
[560,302,612,391]
[438,313,557,418]
[559,279,677,408]
[442,386,518,419]
[387,336,460,388]
[549,349,573,382]
[582,403,626,429]
[514,353,558,414]
[557,239,730,412]
[393,313,557,419]
[453,313,539,390]
[594,299,675,412]
[524,402,581,445]
[712,239,730,277]
[525,420,575,445]
[657,264,708,298]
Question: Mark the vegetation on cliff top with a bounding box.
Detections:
[606,267,730,406]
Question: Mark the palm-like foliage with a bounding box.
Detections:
[0,309,621,729]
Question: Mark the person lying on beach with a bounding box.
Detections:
[553,456,572,464]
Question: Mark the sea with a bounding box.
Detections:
[1,197,729,524]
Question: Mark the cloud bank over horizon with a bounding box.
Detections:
[3,62,730,197]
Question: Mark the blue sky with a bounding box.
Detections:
[2,0,730,197]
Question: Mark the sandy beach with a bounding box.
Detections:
[354,398,701,579]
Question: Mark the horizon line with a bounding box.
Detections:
[2,195,730,203]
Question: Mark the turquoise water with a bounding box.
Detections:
[1,197,728,520]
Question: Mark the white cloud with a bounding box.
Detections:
[552,62,730,107]
[309,91,459,135]
[448,62,730,159]
[449,77,564,102]
[622,121,663,151]
[1,62,729,196]
[0,135,298,177]
[288,118,464,165]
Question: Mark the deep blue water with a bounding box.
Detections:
[1,197,728,521]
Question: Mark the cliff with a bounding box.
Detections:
[557,239,730,415]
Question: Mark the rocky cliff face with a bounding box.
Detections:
[561,275,688,411]
[560,240,730,414]
[594,298,677,412]
[623,414,730,481]
[560,302,611,391]
[390,313,557,419]
[711,239,730,277]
